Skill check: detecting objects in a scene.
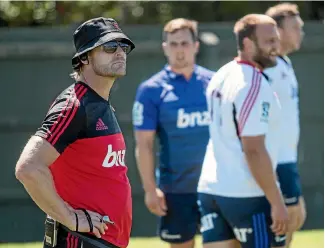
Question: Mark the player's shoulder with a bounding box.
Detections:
[210,60,236,81]
[42,82,87,135]
[269,56,292,72]
[50,82,88,108]
[207,60,242,92]
[138,69,170,91]
[195,65,215,79]
[278,55,292,67]
[242,70,270,89]
[220,59,264,87]
[233,60,268,85]
[217,59,258,79]
[264,56,294,84]
[236,67,271,96]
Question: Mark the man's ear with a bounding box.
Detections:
[79,53,89,65]
[243,37,254,53]
[278,27,285,41]
[195,41,200,55]
[162,42,168,57]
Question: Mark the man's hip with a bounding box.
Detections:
[43,222,120,248]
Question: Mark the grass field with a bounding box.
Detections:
[2,230,323,248]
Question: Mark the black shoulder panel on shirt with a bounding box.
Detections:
[35,83,88,153]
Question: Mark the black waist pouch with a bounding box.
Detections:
[44,216,59,247]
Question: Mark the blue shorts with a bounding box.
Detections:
[158,193,200,243]
[198,193,286,248]
[276,162,302,206]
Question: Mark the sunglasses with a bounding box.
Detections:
[102,40,132,54]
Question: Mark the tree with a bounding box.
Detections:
[0,1,320,27]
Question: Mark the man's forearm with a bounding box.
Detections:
[245,149,284,205]
[17,165,73,228]
[135,145,156,192]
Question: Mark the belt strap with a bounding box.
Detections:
[61,225,119,248]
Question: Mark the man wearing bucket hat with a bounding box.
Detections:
[15,17,135,248]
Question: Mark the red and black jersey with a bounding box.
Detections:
[35,82,131,248]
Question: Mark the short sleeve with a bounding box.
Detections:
[235,73,273,137]
[132,83,159,130]
[35,87,86,153]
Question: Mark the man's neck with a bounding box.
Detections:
[278,41,293,57]
[278,47,289,58]
[169,64,195,81]
[79,73,115,100]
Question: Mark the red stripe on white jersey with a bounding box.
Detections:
[238,70,262,134]
[238,70,256,122]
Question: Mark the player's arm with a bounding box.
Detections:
[15,90,106,237]
[15,97,83,229]
[235,74,288,235]
[15,136,72,223]
[134,130,156,193]
[132,84,159,193]
[241,136,284,207]
[132,84,167,216]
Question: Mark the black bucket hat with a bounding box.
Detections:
[72,17,135,69]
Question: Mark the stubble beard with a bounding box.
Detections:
[92,60,126,77]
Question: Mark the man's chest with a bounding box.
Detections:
[78,101,122,139]
[68,102,126,170]
[268,67,299,105]
[158,83,210,129]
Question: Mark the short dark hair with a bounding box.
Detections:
[233,14,277,51]
[163,18,198,42]
[265,3,300,28]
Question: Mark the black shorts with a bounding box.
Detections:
[43,225,119,248]
[198,193,286,248]
[158,193,200,243]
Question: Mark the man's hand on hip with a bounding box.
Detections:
[64,202,108,239]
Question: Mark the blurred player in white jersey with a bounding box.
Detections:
[264,3,306,247]
[198,14,289,248]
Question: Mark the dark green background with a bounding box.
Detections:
[0,22,323,242]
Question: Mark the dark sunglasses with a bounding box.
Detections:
[102,40,132,54]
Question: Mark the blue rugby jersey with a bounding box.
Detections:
[132,65,214,193]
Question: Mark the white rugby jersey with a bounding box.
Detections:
[198,59,281,197]
[264,56,300,163]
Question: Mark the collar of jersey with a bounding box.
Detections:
[235,57,262,71]
[77,81,110,103]
[278,55,291,66]
[163,64,198,81]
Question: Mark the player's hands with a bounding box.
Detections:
[65,202,108,238]
[144,188,167,216]
[287,197,306,232]
[271,202,289,236]
[74,209,108,238]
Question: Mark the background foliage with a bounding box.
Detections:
[0,1,323,27]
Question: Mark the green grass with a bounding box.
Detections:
[2,230,323,248]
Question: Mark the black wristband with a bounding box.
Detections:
[74,212,79,232]
[79,208,93,233]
